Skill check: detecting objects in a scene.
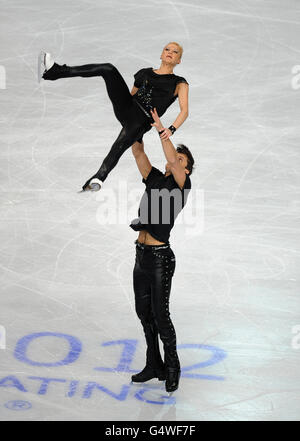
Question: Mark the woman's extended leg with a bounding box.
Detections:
[43,61,132,124]
[41,54,152,188]
[82,118,151,189]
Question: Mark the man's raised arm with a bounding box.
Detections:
[150,108,187,190]
[131,140,152,180]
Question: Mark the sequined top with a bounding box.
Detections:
[133,68,189,118]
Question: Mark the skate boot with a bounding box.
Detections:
[131,365,166,383]
[165,368,181,395]
[38,51,55,82]
[81,177,103,192]
[38,51,70,82]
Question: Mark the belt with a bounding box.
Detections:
[134,239,170,250]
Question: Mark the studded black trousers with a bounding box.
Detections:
[133,240,180,370]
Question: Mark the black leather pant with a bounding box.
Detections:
[44,62,152,183]
[133,240,180,370]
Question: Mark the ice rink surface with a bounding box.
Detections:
[0,0,300,421]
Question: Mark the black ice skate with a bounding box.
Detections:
[131,365,166,383]
[165,368,181,395]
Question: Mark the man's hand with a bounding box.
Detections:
[150,108,163,130]
[159,127,172,140]
[150,108,173,140]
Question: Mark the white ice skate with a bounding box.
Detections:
[38,51,55,83]
[78,178,103,193]
[88,178,102,191]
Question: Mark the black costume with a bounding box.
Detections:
[43,63,188,188]
[130,166,191,243]
[130,167,191,388]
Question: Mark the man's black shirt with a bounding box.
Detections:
[130,166,191,244]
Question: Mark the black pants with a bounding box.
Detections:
[133,240,180,370]
[44,62,152,184]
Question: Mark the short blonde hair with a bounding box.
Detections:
[165,42,183,58]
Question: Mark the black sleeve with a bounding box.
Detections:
[183,174,191,190]
[176,76,189,86]
[182,175,191,204]
[142,166,163,185]
[176,173,191,191]
[134,68,147,88]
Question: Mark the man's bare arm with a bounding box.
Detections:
[132,140,152,180]
[160,138,187,190]
[150,108,187,190]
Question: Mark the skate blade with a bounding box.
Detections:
[38,51,45,83]
[131,378,163,384]
[166,385,178,396]
[130,379,150,384]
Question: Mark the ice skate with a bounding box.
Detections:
[79,177,103,193]
[131,365,166,383]
[165,368,180,393]
[38,51,55,83]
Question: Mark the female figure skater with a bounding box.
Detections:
[38,42,189,191]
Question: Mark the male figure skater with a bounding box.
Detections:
[130,108,194,393]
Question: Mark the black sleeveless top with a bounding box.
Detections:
[133,68,189,118]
